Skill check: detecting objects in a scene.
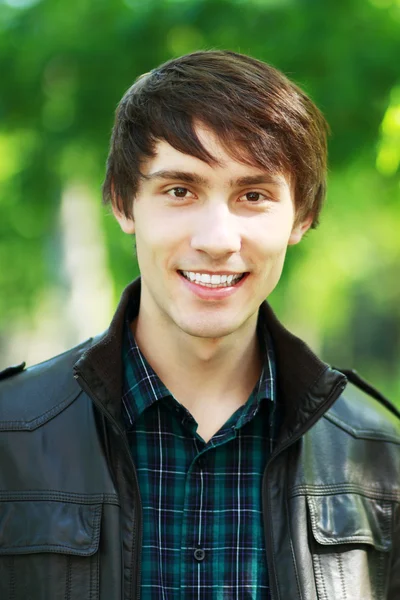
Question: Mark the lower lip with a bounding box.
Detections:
[178,272,248,300]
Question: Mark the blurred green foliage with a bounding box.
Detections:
[0,0,399,401]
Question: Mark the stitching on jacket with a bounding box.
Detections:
[311,551,328,600]
[0,389,81,431]
[91,504,102,556]
[377,502,392,597]
[0,544,97,555]
[289,484,400,502]
[376,547,385,598]
[336,552,347,599]
[9,555,15,600]
[117,448,135,599]
[285,455,303,600]
[0,505,102,555]
[307,496,393,551]
[90,544,100,600]
[0,545,95,556]
[0,491,120,505]
[373,502,390,599]
[264,473,281,600]
[324,412,400,444]
[89,549,93,600]
[307,497,318,540]
[64,556,72,600]
[89,522,101,599]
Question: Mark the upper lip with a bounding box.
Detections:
[179,270,246,275]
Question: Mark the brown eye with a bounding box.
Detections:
[246,192,261,202]
[239,191,269,204]
[169,187,188,198]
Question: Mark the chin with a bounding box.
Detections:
[175,314,248,340]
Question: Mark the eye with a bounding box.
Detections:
[166,187,194,198]
[240,191,268,203]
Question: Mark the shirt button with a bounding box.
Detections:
[193,548,206,561]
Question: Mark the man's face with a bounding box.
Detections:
[115,125,311,340]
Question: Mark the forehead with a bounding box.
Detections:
[142,126,290,188]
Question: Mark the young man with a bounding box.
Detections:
[0,51,399,600]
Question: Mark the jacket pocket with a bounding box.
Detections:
[307,493,392,600]
[0,500,101,600]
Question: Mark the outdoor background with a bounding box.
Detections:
[0,0,399,404]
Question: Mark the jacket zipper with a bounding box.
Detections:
[263,377,347,600]
[74,373,143,600]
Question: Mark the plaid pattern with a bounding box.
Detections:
[122,313,278,599]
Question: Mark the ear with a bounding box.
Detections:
[288,215,313,246]
[110,178,135,233]
[112,204,136,234]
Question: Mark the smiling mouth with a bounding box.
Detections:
[179,271,247,288]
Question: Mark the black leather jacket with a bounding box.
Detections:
[0,279,399,599]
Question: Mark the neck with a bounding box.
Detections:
[131,308,262,416]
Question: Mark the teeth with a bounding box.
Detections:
[181,271,244,287]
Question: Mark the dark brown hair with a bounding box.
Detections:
[103,50,329,227]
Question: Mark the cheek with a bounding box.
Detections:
[252,225,293,259]
[137,203,187,242]
[134,216,185,269]
[247,206,294,247]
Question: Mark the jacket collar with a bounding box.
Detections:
[74,278,347,444]
[258,301,347,444]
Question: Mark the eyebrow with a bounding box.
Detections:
[234,174,284,187]
[142,169,284,188]
[142,170,208,186]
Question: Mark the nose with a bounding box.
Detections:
[190,203,241,258]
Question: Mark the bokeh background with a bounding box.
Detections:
[0,0,399,404]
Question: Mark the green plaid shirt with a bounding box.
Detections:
[122,311,278,599]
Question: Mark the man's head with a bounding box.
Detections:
[104,51,329,341]
[103,50,328,229]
